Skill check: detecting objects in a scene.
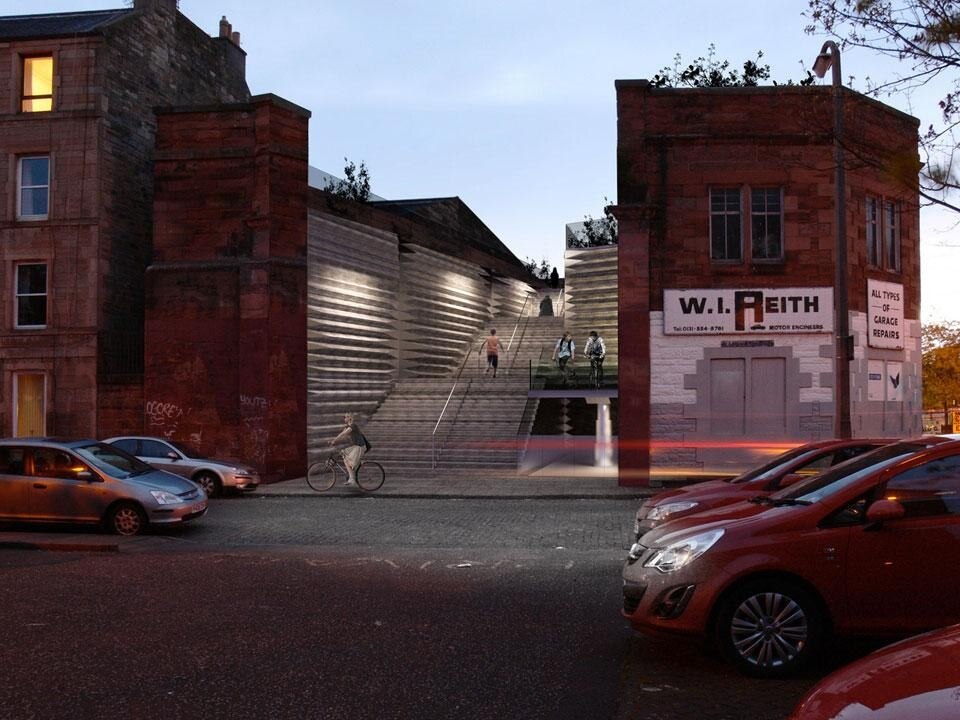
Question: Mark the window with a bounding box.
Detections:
[110,438,139,455]
[17,156,50,220]
[710,186,783,262]
[866,197,880,266]
[883,201,900,271]
[751,188,783,260]
[865,195,900,272]
[140,439,174,459]
[884,453,960,518]
[710,188,742,261]
[15,263,47,329]
[21,56,53,112]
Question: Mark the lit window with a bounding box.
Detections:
[17,156,49,220]
[866,197,880,266]
[22,56,53,112]
[15,263,48,329]
[750,188,783,261]
[710,188,742,261]
[883,201,900,271]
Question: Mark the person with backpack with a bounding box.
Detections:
[329,412,370,487]
[584,330,606,388]
[552,331,575,384]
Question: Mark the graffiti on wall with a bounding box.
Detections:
[240,394,269,466]
[145,400,186,439]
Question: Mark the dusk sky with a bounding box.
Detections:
[12,0,958,322]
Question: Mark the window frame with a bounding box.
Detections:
[866,196,880,266]
[14,262,48,330]
[709,185,785,264]
[749,187,784,262]
[16,155,51,221]
[709,187,744,262]
[865,195,901,273]
[883,200,901,272]
[20,54,54,113]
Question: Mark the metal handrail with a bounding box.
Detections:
[555,288,565,317]
[506,291,536,352]
[432,348,474,468]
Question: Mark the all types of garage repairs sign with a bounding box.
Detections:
[867,279,904,350]
[663,287,834,335]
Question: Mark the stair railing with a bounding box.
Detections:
[432,345,475,468]
[555,288,565,317]
[506,291,536,352]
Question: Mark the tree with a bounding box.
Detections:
[922,321,960,425]
[523,257,552,280]
[324,158,371,202]
[569,198,618,248]
[806,0,960,213]
[651,44,815,88]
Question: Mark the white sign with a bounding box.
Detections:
[886,361,904,401]
[867,279,904,350]
[663,287,834,335]
[867,360,885,401]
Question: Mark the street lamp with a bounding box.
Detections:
[813,40,852,439]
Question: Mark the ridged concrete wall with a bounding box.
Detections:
[563,245,618,362]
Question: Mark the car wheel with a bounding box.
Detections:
[107,502,147,536]
[716,580,822,678]
[195,471,221,498]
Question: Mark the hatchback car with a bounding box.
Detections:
[0,439,206,535]
[634,439,888,539]
[104,436,259,497]
[788,623,960,719]
[622,436,960,677]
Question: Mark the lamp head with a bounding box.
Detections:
[812,40,840,80]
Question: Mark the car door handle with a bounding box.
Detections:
[33,483,47,489]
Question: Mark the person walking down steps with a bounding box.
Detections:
[552,330,575,384]
[480,328,503,378]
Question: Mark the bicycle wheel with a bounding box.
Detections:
[356,461,385,492]
[306,459,338,491]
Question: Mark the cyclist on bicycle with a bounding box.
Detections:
[584,330,606,388]
[329,413,369,487]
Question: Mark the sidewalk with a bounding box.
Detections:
[254,470,656,500]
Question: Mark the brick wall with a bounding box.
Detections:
[616,81,921,484]
[148,96,309,481]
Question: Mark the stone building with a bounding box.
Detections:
[0,1,248,439]
[615,81,922,485]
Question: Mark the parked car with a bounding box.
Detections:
[788,624,960,719]
[0,438,206,536]
[622,436,960,677]
[634,439,889,539]
[104,436,259,497]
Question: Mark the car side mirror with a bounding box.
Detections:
[866,498,905,527]
[167,452,179,461]
[776,473,805,489]
[76,470,98,482]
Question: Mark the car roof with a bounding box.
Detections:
[0,437,98,448]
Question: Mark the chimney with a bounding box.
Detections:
[231,31,241,46]
[219,16,232,39]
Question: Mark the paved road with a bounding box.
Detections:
[0,498,851,719]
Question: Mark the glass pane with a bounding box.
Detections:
[15,374,45,438]
[21,97,53,112]
[17,264,46,294]
[17,296,47,327]
[23,57,53,98]
[20,188,49,217]
[21,157,49,186]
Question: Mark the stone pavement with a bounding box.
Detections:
[253,469,656,500]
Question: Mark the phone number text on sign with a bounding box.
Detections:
[663,288,834,335]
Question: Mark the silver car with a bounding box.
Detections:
[104,436,260,497]
[0,439,207,536]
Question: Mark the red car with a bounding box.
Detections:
[634,439,888,539]
[788,624,960,719]
[622,436,960,677]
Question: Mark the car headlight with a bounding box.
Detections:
[643,529,724,574]
[150,490,182,505]
[646,501,699,522]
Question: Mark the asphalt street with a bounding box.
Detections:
[0,497,851,719]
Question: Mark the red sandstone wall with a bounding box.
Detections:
[148,96,309,481]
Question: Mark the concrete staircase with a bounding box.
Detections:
[362,312,565,474]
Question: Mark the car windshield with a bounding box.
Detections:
[74,442,154,479]
[165,439,205,459]
[769,441,937,504]
[729,445,822,484]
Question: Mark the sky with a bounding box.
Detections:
[12,0,959,322]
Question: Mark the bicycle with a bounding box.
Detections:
[306,452,385,492]
[588,355,605,389]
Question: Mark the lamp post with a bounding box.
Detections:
[813,40,852,439]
